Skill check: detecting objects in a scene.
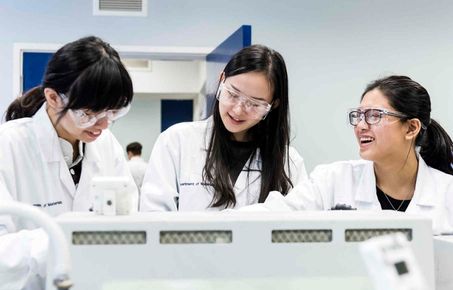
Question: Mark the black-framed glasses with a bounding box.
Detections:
[348,108,407,126]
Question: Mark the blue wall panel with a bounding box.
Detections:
[204,25,252,117]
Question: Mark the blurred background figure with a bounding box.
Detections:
[127,142,148,190]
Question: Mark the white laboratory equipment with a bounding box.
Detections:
[0,201,72,290]
[359,233,429,290]
[91,176,135,216]
[433,235,453,290]
[55,210,434,290]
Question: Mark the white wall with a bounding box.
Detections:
[109,96,160,161]
[2,0,453,172]
[131,60,203,94]
[112,59,203,160]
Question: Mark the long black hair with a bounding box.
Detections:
[203,44,294,208]
[362,75,453,175]
[5,36,133,121]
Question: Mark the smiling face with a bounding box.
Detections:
[354,88,410,164]
[219,72,273,141]
[56,109,109,145]
[45,88,109,146]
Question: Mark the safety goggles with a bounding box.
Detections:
[348,108,407,126]
[216,83,272,120]
[60,94,130,128]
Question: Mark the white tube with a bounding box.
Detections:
[0,202,71,282]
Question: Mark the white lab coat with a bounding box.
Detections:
[263,156,453,235]
[127,156,148,189]
[140,118,308,211]
[0,182,15,235]
[0,104,138,290]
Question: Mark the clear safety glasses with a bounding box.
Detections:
[60,94,130,129]
[216,83,272,120]
[348,108,407,126]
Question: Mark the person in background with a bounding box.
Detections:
[126,142,148,190]
[0,36,137,290]
[261,75,453,235]
[140,44,307,211]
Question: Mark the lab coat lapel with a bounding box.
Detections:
[33,104,60,163]
[406,156,436,212]
[58,159,76,197]
[354,161,381,209]
[81,141,103,180]
[69,142,102,211]
[33,104,76,197]
[233,149,261,197]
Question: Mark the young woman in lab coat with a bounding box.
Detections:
[262,75,453,234]
[0,36,137,289]
[140,45,307,211]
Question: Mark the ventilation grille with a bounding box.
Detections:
[272,229,332,243]
[345,228,412,242]
[94,0,147,16]
[160,231,232,244]
[73,231,146,245]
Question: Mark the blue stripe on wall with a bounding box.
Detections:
[205,25,252,117]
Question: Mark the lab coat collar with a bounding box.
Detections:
[32,103,62,163]
[83,136,103,171]
[203,117,214,149]
[33,103,101,166]
[354,161,377,204]
[233,148,261,201]
[33,104,102,196]
[410,156,437,207]
[59,138,85,168]
[354,155,436,207]
[33,104,76,196]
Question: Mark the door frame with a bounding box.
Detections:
[13,42,213,99]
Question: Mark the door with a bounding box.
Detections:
[22,52,53,92]
[161,99,193,132]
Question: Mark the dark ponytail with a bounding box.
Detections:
[5,86,45,121]
[362,75,453,175]
[419,119,453,175]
